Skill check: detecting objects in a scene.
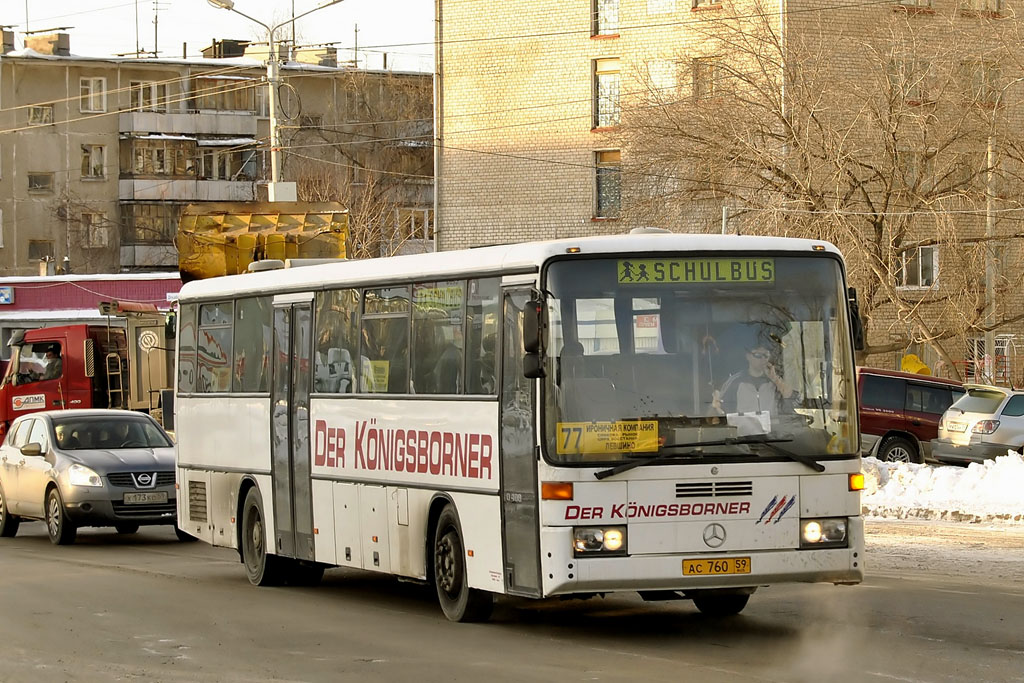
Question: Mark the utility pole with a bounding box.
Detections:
[206,0,343,201]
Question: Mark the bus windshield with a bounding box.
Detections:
[542,254,857,464]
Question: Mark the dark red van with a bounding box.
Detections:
[857,367,964,463]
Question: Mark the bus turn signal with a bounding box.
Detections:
[541,482,574,500]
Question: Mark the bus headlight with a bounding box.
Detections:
[573,526,627,556]
[800,518,848,549]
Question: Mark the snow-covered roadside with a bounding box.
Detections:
[861,453,1024,524]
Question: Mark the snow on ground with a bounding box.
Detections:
[862,452,1024,524]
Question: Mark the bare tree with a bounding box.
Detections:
[284,71,434,259]
[619,5,1024,378]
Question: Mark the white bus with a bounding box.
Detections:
[174,231,865,622]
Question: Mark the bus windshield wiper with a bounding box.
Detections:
[729,436,826,473]
[594,437,798,480]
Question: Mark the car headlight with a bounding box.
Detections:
[68,464,102,488]
[800,518,848,549]
[573,526,627,556]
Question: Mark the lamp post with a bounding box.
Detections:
[983,75,1024,382]
[206,0,343,201]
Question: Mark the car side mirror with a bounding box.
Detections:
[20,442,43,457]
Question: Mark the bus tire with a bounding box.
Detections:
[241,487,285,586]
[691,590,750,617]
[879,436,920,464]
[174,526,199,542]
[433,505,493,622]
[46,488,77,545]
[0,483,20,538]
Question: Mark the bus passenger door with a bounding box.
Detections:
[499,289,542,597]
[271,300,315,562]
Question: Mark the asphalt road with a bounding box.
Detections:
[0,520,1022,683]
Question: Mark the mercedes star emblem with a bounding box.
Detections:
[703,523,727,548]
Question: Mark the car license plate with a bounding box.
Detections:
[946,421,967,433]
[683,557,751,576]
[123,492,168,505]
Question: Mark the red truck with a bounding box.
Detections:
[0,304,173,442]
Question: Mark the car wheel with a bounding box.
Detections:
[174,526,199,542]
[46,488,77,545]
[691,590,751,616]
[0,483,21,538]
[241,487,285,586]
[115,523,140,535]
[879,436,920,464]
[433,505,493,622]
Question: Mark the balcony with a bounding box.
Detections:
[119,111,257,137]
[119,179,256,202]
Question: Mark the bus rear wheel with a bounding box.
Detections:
[690,590,751,617]
[241,488,285,586]
[433,505,493,622]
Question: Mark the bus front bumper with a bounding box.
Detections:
[540,517,864,597]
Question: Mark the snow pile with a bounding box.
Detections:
[861,453,1024,524]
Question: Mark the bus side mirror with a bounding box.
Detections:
[523,294,545,354]
[847,287,865,351]
[165,310,177,340]
[523,353,546,379]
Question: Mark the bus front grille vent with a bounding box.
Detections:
[188,480,208,523]
[675,481,753,498]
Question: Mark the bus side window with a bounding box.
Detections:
[361,286,410,394]
[466,278,500,395]
[314,289,359,393]
[412,280,465,395]
[233,297,272,393]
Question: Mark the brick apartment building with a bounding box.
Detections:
[0,30,433,275]
[435,0,1024,382]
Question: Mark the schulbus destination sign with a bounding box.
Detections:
[617,258,775,284]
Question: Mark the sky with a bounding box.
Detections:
[863,453,1024,524]
[9,0,435,71]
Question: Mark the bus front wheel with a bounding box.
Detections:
[690,589,751,616]
[241,488,285,586]
[433,506,493,622]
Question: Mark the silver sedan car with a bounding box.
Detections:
[0,409,189,545]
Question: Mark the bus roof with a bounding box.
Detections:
[178,232,844,301]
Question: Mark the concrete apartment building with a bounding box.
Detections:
[435,0,1024,381]
[0,30,433,275]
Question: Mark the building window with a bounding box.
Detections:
[254,85,269,117]
[897,245,938,288]
[897,0,932,6]
[81,213,109,248]
[199,148,259,181]
[692,0,720,7]
[28,240,54,262]
[80,77,106,113]
[594,0,619,35]
[962,60,1001,105]
[28,105,54,126]
[81,144,106,179]
[595,150,622,218]
[961,0,1001,12]
[649,0,676,13]
[396,208,434,240]
[594,58,621,128]
[130,138,196,176]
[121,203,181,244]
[192,77,256,111]
[693,57,720,99]
[890,56,931,104]
[130,81,168,112]
[27,173,54,193]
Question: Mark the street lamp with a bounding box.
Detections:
[205,0,343,201]
[983,75,1024,383]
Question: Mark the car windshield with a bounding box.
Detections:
[541,254,857,464]
[951,389,1006,415]
[51,416,172,450]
